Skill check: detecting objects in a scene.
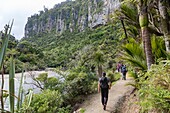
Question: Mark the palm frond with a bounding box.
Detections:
[120,38,147,70]
[123,57,147,70]
[126,82,139,90]
[151,36,167,60]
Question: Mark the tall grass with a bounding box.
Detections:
[9,57,15,113]
[0,20,33,113]
[17,70,24,110]
[0,20,13,112]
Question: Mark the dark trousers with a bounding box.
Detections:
[121,72,127,80]
[101,88,109,105]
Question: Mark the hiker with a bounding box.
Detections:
[116,62,122,72]
[121,64,127,80]
[98,72,111,110]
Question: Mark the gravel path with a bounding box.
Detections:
[78,76,134,113]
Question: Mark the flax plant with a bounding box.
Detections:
[0,20,13,113]
[9,57,15,113]
[17,70,24,110]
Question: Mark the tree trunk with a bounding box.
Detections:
[141,27,154,68]
[159,0,170,52]
[120,19,128,40]
[138,0,154,69]
[98,64,102,78]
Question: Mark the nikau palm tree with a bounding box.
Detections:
[115,0,155,69]
[94,50,105,77]
[138,0,154,69]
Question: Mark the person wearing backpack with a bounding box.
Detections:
[116,62,122,72]
[98,72,111,110]
[121,64,127,80]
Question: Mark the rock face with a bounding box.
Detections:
[24,0,120,38]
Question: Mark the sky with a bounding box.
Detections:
[0,0,66,40]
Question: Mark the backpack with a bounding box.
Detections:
[121,65,127,73]
[100,77,109,89]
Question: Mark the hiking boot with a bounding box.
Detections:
[103,105,106,110]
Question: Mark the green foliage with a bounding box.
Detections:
[34,73,63,91]
[36,73,48,83]
[120,38,147,71]
[106,70,115,82]
[0,21,14,113]
[113,72,121,81]
[66,67,97,94]
[93,50,105,65]
[22,90,70,113]
[90,81,98,93]
[128,70,138,79]
[139,60,170,112]
[17,70,24,111]
[120,2,138,24]
[57,106,71,113]
[9,57,15,113]
[62,66,98,105]
[0,36,46,73]
[0,22,13,69]
[18,90,33,113]
[44,77,60,90]
[151,35,167,62]
[16,41,36,54]
[23,25,119,70]
[14,40,46,71]
[113,1,139,39]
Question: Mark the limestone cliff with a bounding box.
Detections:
[24,0,120,38]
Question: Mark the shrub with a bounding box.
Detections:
[139,60,170,113]
[113,72,121,81]
[63,66,98,105]
[22,89,70,113]
[107,70,115,82]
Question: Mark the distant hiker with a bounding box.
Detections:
[117,62,122,72]
[121,64,127,80]
[98,72,111,110]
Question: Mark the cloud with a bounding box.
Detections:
[0,0,65,40]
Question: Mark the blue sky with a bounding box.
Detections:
[0,0,66,40]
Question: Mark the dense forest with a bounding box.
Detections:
[0,0,170,113]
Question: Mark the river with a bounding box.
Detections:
[0,70,59,110]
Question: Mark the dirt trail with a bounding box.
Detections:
[77,76,134,113]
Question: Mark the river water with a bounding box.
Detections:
[0,70,59,110]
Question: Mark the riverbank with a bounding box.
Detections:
[0,70,59,110]
[0,70,59,94]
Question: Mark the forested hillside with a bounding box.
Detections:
[21,0,121,70]
[22,25,120,69]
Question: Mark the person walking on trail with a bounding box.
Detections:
[117,62,122,72]
[98,72,111,110]
[121,64,127,80]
